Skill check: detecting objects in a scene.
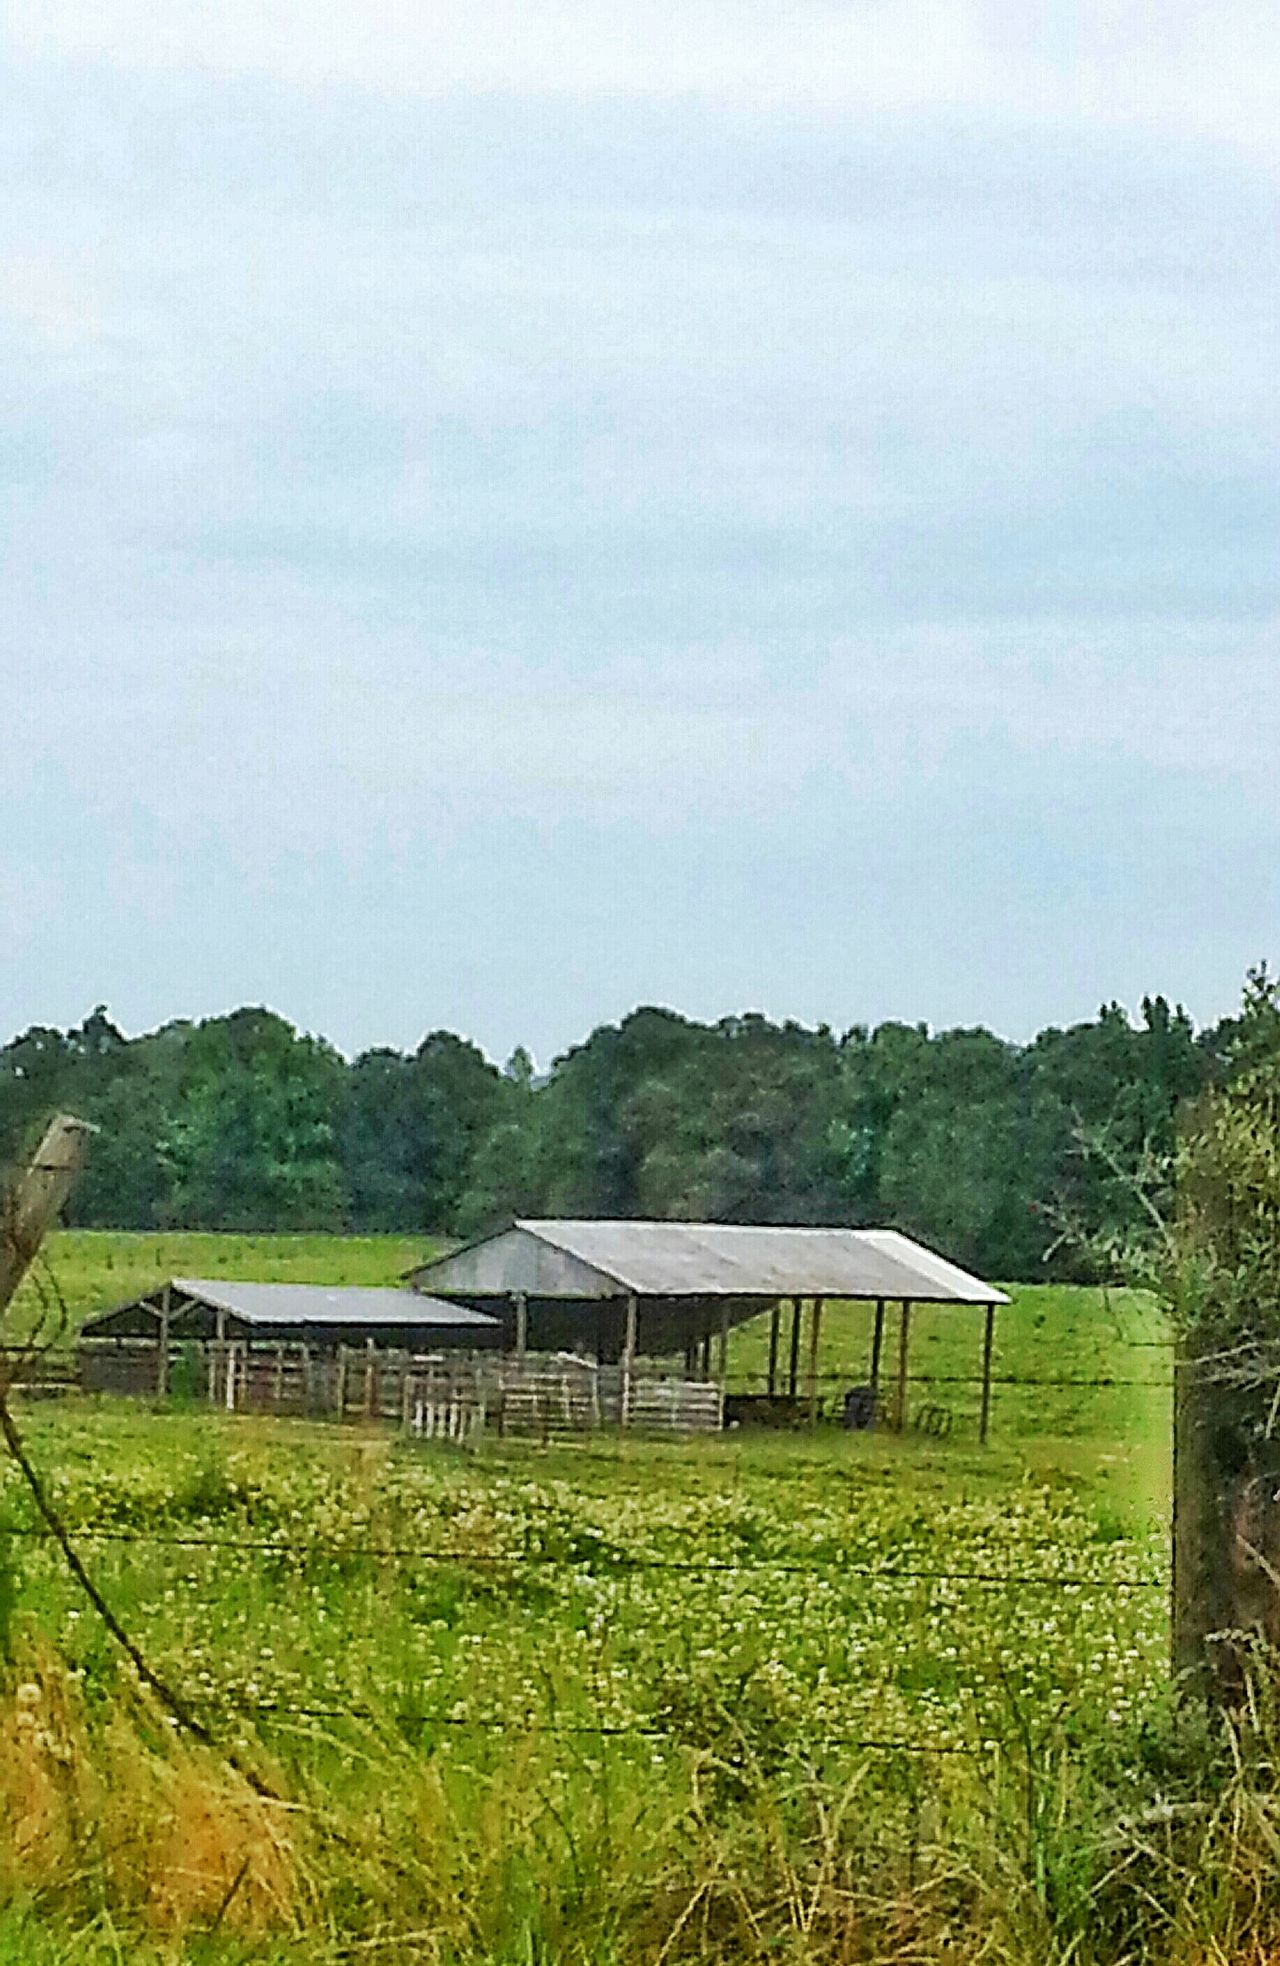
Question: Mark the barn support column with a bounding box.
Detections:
[979,1302,997,1444]
[895,1301,912,1432]
[767,1303,780,1396]
[156,1284,171,1399]
[869,1299,885,1412]
[513,1291,528,1359]
[699,1317,712,1379]
[215,1308,227,1408]
[807,1296,824,1429]
[717,1299,730,1397]
[621,1292,638,1427]
[788,1296,802,1398]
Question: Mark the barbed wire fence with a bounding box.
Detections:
[0,1116,1179,1788]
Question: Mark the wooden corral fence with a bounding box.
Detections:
[76,1339,723,1440]
[1,1347,79,1399]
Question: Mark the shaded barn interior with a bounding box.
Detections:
[409,1219,1010,1438]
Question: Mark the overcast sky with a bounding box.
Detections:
[4,3,1278,1064]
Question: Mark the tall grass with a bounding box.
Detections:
[0,1245,1236,1963]
[7,1647,1280,1964]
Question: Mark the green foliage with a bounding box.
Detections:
[1175,965,1280,1350]
[0,991,1223,1274]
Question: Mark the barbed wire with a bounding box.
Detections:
[0,1519,1165,1587]
[1,1354,1176,1389]
[227,1694,996,1756]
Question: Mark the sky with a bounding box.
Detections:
[3,2,1278,1066]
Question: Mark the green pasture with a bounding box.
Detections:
[14,1229,435,1336]
[0,1235,1193,1962]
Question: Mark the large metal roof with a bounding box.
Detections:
[411,1221,1008,1305]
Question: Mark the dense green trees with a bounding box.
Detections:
[0,993,1227,1277]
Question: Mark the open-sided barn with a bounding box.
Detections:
[409,1218,1010,1437]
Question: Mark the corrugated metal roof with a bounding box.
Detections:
[413,1222,1008,1304]
[165,1280,499,1329]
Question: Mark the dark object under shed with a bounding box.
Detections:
[842,1384,878,1430]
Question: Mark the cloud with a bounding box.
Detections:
[2,13,1278,1053]
[13,1,1280,157]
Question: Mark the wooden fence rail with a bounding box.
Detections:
[73,1340,723,1439]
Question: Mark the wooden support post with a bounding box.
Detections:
[365,1337,377,1419]
[767,1303,780,1396]
[514,1291,528,1359]
[895,1301,912,1432]
[156,1283,171,1399]
[684,1337,697,1377]
[0,1115,93,1320]
[979,1302,997,1444]
[621,1292,637,1428]
[807,1297,824,1429]
[869,1299,885,1407]
[274,1342,285,1407]
[1173,1338,1280,1704]
[215,1309,228,1409]
[699,1325,712,1378]
[788,1296,802,1398]
[717,1298,729,1397]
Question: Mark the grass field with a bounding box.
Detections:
[3,1234,1259,1966]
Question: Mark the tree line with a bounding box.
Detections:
[0,996,1234,1278]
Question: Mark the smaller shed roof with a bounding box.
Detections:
[80,1279,501,1343]
[167,1280,497,1329]
[411,1220,1009,1305]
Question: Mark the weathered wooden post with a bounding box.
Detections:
[869,1298,886,1416]
[1172,1336,1280,1702]
[978,1301,997,1445]
[156,1283,171,1399]
[621,1292,638,1428]
[767,1303,780,1397]
[807,1297,824,1429]
[788,1296,802,1398]
[895,1301,912,1432]
[0,1116,93,1326]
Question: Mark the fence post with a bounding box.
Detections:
[1173,1336,1280,1704]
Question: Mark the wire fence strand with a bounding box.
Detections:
[0,1519,1166,1587]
